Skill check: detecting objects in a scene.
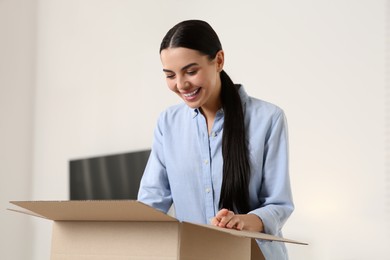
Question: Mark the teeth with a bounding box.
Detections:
[183,89,199,97]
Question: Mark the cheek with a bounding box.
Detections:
[192,78,203,86]
[190,74,207,87]
[166,80,177,92]
[196,70,216,87]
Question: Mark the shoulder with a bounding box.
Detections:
[238,86,285,121]
[240,90,288,141]
[246,96,284,119]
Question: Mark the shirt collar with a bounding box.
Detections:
[236,84,249,107]
[192,108,199,118]
[191,107,223,119]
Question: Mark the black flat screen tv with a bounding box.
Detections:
[69,149,151,200]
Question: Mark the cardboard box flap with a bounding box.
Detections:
[9,200,176,222]
[185,222,308,245]
[7,207,48,219]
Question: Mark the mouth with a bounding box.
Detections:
[182,88,201,100]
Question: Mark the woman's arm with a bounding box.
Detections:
[137,114,172,213]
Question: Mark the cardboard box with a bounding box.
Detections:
[8,200,306,260]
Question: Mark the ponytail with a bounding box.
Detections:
[219,70,250,214]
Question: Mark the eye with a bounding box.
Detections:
[165,74,175,79]
[187,70,197,76]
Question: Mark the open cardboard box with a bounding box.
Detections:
[9,200,306,260]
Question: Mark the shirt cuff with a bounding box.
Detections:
[248,207,281,236]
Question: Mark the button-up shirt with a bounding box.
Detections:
[138,85,294,259]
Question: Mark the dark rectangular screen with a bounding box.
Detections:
[70,149,151,200]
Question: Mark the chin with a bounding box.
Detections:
[184,102,199,109]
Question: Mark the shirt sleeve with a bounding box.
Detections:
[137,114,173,213]
[248,110,294,236]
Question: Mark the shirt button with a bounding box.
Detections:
[204,159,209,165]
[205,188,211,193]
[211,132,216,137]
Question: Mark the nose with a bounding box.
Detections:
[176,76,189,91]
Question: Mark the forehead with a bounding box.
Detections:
[160,47,209,69]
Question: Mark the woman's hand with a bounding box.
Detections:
[211,208,264,232]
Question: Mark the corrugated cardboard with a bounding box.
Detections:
[8,200,306,260]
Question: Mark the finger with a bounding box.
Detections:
[212,209,230,226]
[215,208,229,220]
[235,221,244,230]
[218,210,234,227]
[226,218,237,228]
[225,215,244,230]
[211,217,220,226]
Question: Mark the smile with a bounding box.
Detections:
[183,88,200,97]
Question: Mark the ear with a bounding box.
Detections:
[215,50,224,72]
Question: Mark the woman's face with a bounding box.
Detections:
[160,47,224,111]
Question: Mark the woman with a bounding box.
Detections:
[138,20,294,259]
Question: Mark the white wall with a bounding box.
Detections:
[2,0,388,259]
[0,0,35,259]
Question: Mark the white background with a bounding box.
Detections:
[1,0,388,259]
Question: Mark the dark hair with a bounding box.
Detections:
[160,20,250,214]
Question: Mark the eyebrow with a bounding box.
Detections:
[162,63,199,73]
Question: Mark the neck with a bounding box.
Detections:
[200,107,218,135]
[200,85,222,135]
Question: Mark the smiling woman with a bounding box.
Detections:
[137,20,294,259]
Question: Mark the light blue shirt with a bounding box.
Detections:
[138,85,294,259]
